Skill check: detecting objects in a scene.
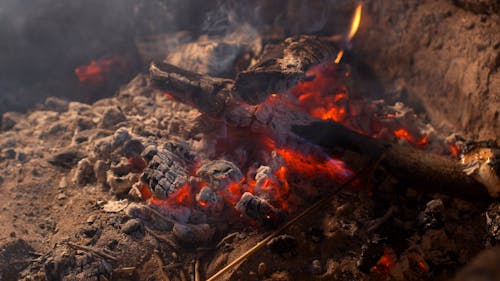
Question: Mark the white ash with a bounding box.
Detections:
[196,160,243,190]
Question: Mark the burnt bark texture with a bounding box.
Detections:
[234,35,340,104]
[353,0,499,140]
[292,121,492,200]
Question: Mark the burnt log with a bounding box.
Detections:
[233,35,340,104]
[292,120,495,200]
[149,52,497,201]
[140,145,191,200]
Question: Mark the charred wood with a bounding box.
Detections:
[292,120,494,200]
[233,35,340,104]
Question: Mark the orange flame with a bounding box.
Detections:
[348,4,362,41]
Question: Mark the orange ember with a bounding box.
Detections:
[371,247,397,275]
[74,56,125,84]
[292,63,349,122]
[393,128,428,146]
[150,184,192,206]
[449,144,460,156]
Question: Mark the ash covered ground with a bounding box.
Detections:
[0,73,498,281]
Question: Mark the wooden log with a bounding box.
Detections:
[233,35,340,105]
[292,120,492,200]
[149,54,495,201]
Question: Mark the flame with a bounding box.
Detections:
[348,4,362,41]
[334,3,362,64]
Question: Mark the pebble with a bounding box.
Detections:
[311,259,323,275]
[56,193,67,200]
[258,262,267,276]
[86,214,97,224]
[101,107,127,129]
[121,219,143,235]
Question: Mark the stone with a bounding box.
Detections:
[94,160,109,185]
[44,97,69,112]
[48,147,84,169]
[107,171,139,195]
[72,158,95,185]
[258,262,267,276]
[100,107,127,129]
[1,112,22,131]
[311,259,323,275]
[121,219,143,235]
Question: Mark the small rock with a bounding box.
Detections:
[1,112,22,131]
[48,147,84,169]
[86,214,97,224]
[94,160,109,185]
[44,97,69,112]
[103,200,129,213]
[56,193,67,200]
[173,223,214,245]
[100,107,126,129]
[59,177,68,189]
[72,158,95,185]
[107,171,139,195]
[258,262,267,276]
[311,259,323,275]
[2,149,16,159]
[121,219,143,235]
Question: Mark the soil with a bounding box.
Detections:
[0,73,497,281]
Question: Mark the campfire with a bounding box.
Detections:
[0,1,498,281]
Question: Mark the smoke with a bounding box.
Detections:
[0,0,355,116]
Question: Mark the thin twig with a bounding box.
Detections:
[66,242,118,262]
[154,251,171,281]
[145,226,180,251]
[216,232,239,249]
[164,263,183,271]
[179,269,187,281]
[195,259,201,281]
[206,157,383,281]
[367,205,398,233]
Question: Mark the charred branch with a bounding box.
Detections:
[292,121,493,200]
[234,35,340,104]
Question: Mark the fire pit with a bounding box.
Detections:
[0,1,498,281]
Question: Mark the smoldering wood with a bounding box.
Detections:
[149,62,234,118]
[292,120,492,200]
[140,147,191,200]
[233,35,340,104]
[149,44,494,201]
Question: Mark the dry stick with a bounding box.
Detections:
[195,259,201,281]
[154,251,171,281]
[145,226,180,251]
[206,157,382,281]
[66,242,118,262]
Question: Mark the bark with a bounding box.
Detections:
[292,120,491,200]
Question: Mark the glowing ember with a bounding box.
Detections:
[393,128,428,146]
[371,247,397,275]
[74,56,126,84]
[449,144,460,156]
[150,184,192,206]
[292,63,349,123]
